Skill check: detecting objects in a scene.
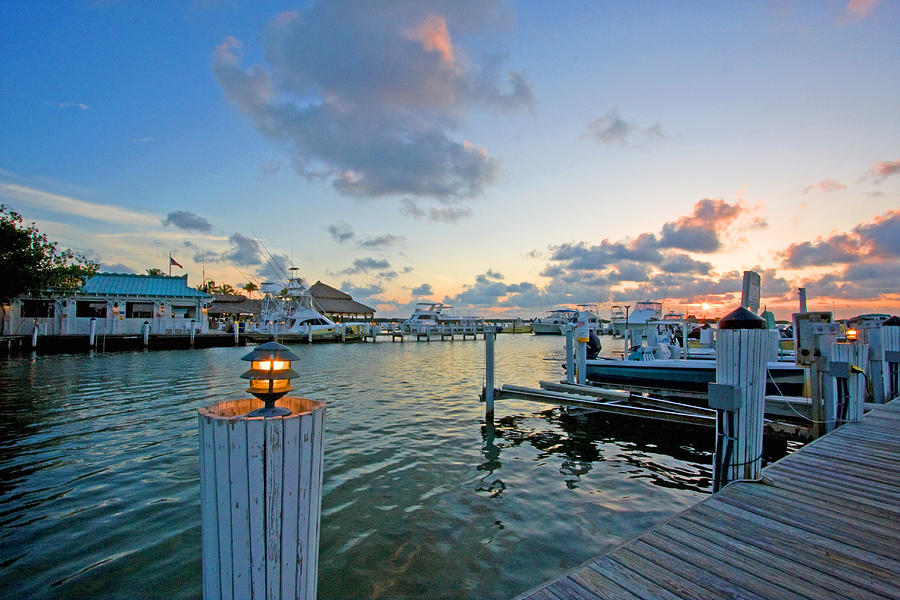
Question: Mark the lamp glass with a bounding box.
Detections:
[249,378,291,393]
[252,359,289,371]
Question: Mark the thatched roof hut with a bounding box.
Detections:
[309,281,375,319]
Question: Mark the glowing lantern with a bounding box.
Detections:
[241,341,300,417]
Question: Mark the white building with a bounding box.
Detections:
[3,273,213,336]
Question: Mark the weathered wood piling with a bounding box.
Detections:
[708,306,768,491]
[199,397,325,600]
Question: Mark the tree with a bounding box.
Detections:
[146,267,164,276]
[197,280,215,294]
[1,204,99,302]
[215,283,237,296]
[242,282,259,298]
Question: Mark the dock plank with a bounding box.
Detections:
[667,513,888,600]
[516,400,900,600]
[683,505,900,599]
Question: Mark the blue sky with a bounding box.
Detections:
[1,0,898,319]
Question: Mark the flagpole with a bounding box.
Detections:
[169,253,172,277]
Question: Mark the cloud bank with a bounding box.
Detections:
[212,1,531,201]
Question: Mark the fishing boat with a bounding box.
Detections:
[253,277,363,339]
[402,301,447,332]
[575,304,602,334]
[611,300,663,336]
[498,318,533,334]
[531,309,577,335]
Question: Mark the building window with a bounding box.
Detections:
[172,305,197,318]
[126,302,154,319]
[76,301,107,318]
[21,300,54,318]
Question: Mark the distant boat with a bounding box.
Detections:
[403,301,445,330]
[611,300,663,336]
[498,318,533,334]
[532,309,577,335]
[401,302,486,334]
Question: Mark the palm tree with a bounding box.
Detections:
[242,282,259,298]
[215,283,237,296]
[146,267,164,276]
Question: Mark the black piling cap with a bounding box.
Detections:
[883,316,900,327]
[718,306,767,330]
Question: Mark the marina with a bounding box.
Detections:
[3,4,898,598]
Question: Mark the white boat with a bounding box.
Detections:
[253,277,346,337]
[611,300,663,336]
[402,301,447,332]
[585,358,805,396]
[574,304,602,335]
[531,309,577,335]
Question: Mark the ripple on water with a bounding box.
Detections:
[0,337,742,599]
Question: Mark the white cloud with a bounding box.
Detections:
[0,182,159,226]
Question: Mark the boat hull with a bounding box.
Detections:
[586,358,805,396]
[532,323,563,335]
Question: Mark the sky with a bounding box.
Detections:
[1,0,898,320]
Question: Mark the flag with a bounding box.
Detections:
[170,255,183,269]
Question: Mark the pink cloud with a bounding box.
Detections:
[840,0,880,21]
[802,179,847,194]
[405,15,455,64]
[868,158,900,181]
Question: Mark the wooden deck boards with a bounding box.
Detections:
[516,399,900,600]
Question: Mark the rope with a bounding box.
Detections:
[766,369,835,424]
[720,449,766,469]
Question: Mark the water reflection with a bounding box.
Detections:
[479,407,715,496]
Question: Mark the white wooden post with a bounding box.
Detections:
[190,320,197,347]
[565,325,575,384]
[575,317,588,385]
[828,342,867,427]
[864,325,885,404]
[484,326,495,417]
[842,343,868,424]
[884,317,900,400]
[199,397,325,600]
[815,329,839,432]
[710,307,768,490]
[233,323,240,345]
[89,317,97,347]
[340,323,346,342]
[31,323,39,348]
[307,324,312,344]
[767,330,780,362]
[144,321,152,346]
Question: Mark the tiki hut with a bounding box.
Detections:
[308,281,375,321]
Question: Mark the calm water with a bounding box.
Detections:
[1,335,717,599]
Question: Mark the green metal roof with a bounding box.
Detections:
[81,273,212,299]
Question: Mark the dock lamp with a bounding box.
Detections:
[241,341,300,417]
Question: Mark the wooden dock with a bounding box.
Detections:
[515,398,900,600]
